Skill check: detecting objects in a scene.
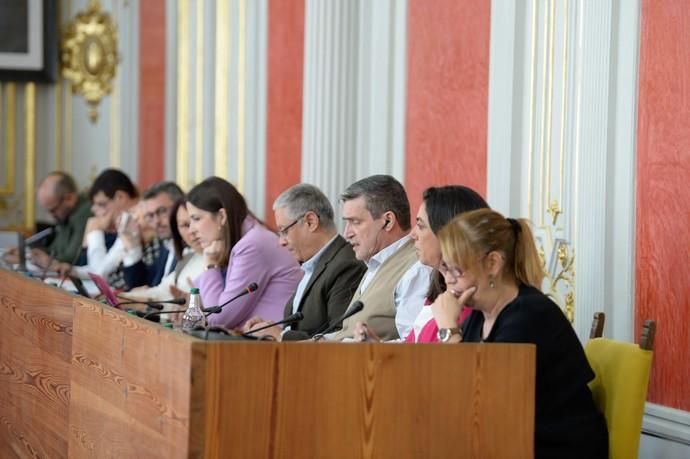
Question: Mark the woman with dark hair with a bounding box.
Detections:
[353,185,488,342]
[433,209,607,458]
[187,177,302,329]
[121,198,205,308]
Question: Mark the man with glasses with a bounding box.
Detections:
[2,171,91,269]
[243,183,366,340]
[121,181,184,289]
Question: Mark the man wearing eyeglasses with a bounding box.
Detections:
[120,181,184,289]
[2,171,91,269]
[243,183,366,340]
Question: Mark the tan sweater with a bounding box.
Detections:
[333,239,418,341]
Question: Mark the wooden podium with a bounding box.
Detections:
[0,268,536,458]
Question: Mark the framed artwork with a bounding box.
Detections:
[0,0,57,82]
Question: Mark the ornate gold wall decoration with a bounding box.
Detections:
[61,0,119,122]
[546,200,562,225]
[539,225,576,323]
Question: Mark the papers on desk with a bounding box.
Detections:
[44,277,101,297]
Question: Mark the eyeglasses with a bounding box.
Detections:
[46,195,65,216]
[276,214,305,238]
[144,206,170,223]
[438,260,464,279]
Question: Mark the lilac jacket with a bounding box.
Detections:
[194,217,302,329]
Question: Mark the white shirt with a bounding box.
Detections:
[283,235,338,333]
[359,236,431,339]
[73,230,126,279]
[122,238,175,279]
[128,251,205,303]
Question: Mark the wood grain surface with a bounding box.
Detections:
[68,298,197,458]
[0,269,74,459]
[201,342,535,459]
[1,269,536,458]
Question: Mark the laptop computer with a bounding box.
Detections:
[88,272,121,308]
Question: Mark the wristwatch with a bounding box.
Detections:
[437,327,461,343]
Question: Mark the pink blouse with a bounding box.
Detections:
[404,298,472,343]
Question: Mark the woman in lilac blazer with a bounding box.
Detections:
[187,177,302,329]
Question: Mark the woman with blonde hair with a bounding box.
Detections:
[432,209,607,459]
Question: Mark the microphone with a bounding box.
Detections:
[141,308,187,320]
[25,227,55,246]
[243,312,304,337]
[203,282,259,314]
[312,301,364,341]
[116,297,186,310]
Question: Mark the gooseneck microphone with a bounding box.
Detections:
[312,301,364,341]
[141,308,187,320]
[203,282,259,315]
[243,312,304,337]
[25,227,55,246]
[116,297,187,310]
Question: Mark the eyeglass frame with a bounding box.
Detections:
[143,206,171,223]
[45,194,66,217]
[439,252,494,280]
[276,213,307,238]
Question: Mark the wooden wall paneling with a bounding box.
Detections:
[201,342,535,458]
[0,269,73,459]
[68,298,197,458]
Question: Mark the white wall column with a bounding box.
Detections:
[486,0,639,342]
[302,0,408,218]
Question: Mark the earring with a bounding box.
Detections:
[489,278,495,288]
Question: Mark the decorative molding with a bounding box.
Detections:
[487,0,639,340]
[61,0,120,122]
[0,83,16,195]
[24,83,36,229]
[644,403,690,445]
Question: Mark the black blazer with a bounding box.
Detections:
[282,235,366,341]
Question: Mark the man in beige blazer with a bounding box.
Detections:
[244,184,365,340]
[331,175,432,341]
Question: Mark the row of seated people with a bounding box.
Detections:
[1,169,608,459]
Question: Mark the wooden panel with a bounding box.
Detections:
[636,0,690,411]
[68,299,197,458]
[405,0,491,213]
[203,342,535,458]
[0,269,73,459]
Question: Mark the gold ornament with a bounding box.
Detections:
[61,0,119,122]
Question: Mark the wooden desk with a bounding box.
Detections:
[1,268,536,458]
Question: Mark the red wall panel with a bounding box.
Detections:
[265,0,305,227]
[404,0,491,213]
[138,0,167,189]
[636,0,690,410]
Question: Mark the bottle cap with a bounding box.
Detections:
[190,287,200,294]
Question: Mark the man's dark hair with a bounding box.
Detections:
[88,168,138,200]
[142,181,184,202]
[44,171,79,197]
[341,174,411,231]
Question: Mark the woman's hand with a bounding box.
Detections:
[431,287,477,329]
[352,321,381,342]
[203,239,225,266]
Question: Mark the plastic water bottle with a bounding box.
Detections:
[182,288,206,331]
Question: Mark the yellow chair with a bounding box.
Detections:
[584,320,656,459]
